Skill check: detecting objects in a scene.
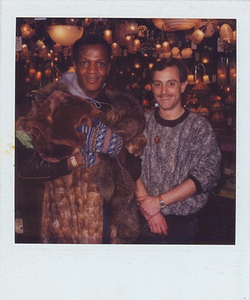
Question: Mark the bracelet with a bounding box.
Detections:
[70,155,78,169]
[158,195,166,209]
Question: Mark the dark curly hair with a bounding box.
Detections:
[72,34,111,63]
[151,58,188,83]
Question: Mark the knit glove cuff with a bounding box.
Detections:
[76,119,123,157]
[80,146,99,168]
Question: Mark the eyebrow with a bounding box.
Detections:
[78,57,108,61]
[152,79,178,83]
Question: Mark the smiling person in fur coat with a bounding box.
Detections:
[16,34,146,244]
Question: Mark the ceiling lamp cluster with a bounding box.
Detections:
[18,18,236,63]
[44,18,237,55]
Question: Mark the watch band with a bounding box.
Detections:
[158,195,166,209]
[70,155,78,169]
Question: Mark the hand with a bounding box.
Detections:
[76,119,123,157]
[148,213,168,236]
[68,147,100,171]
[137,195,161,220]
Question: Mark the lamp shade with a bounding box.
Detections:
[48,25,84,46]
[152,19,169,31]
[153,18,200,31]
[190,29,204,44]
[163,19,200,31]
[20,24,35,39]
[172,47,180,57]
[220,24,234,42]
[181,48,193,58]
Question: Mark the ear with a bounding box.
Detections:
[150,82,154,93]
[181,80,187,93]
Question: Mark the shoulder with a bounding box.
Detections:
[144,110,155,122]
[187,110,213,129]
[143,111,157,134]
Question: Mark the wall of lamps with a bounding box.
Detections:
[16,18,236,93]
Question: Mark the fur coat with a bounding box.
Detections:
[16,82,147,244]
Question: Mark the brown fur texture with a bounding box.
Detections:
[16,82,147,243]
[16,86,104,162]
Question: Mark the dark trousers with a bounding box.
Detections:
[136,213,198,244]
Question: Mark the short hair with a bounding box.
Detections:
[72,34,112,63]
[151,58,188,83]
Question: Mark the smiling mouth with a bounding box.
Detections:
[87,77,99,83]
[160,96,171,100]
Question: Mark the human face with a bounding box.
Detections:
[74,44,111,98]
[152,66,187,119]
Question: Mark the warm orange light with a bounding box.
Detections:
[48,25,84,46]
[45,69,52,77]
[187,75,195,84]
[224,84,231,93]
[172,47,180,56]
[203,75,210,84]
[190,29,204,44]
[133,39,141,51]
[20,24,35,39]
[220,24,234,42]
[162,41,170,51]
[103,29,113,44]
[148,63,154,70]
[155,44,161,50]
[181,48,193,58]
[35,71,42,82]
[29,68,36,77]
[111,43,122,57]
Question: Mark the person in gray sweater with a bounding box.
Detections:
[136,58,221,244]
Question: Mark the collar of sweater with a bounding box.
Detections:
[154,107,190,127]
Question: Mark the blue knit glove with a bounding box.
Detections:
[79,146,100,168]
[76,119,123,157]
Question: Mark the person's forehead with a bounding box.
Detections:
[77,44,109,57]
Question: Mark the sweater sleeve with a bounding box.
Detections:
[188,117,221,193]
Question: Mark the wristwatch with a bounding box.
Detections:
[158,195,166,209]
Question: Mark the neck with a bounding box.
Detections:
[159,106,185,121]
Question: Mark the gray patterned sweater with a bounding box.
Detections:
[141,108,221,216]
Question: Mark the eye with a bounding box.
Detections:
[80,60,89,66]
[96,61,108,68]
[153,82,162,88]
[168,81,176,87]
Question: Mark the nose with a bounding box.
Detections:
[162,84,169,95]
[87,62,97,73]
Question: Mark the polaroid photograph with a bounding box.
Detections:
[0,1,249,299]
